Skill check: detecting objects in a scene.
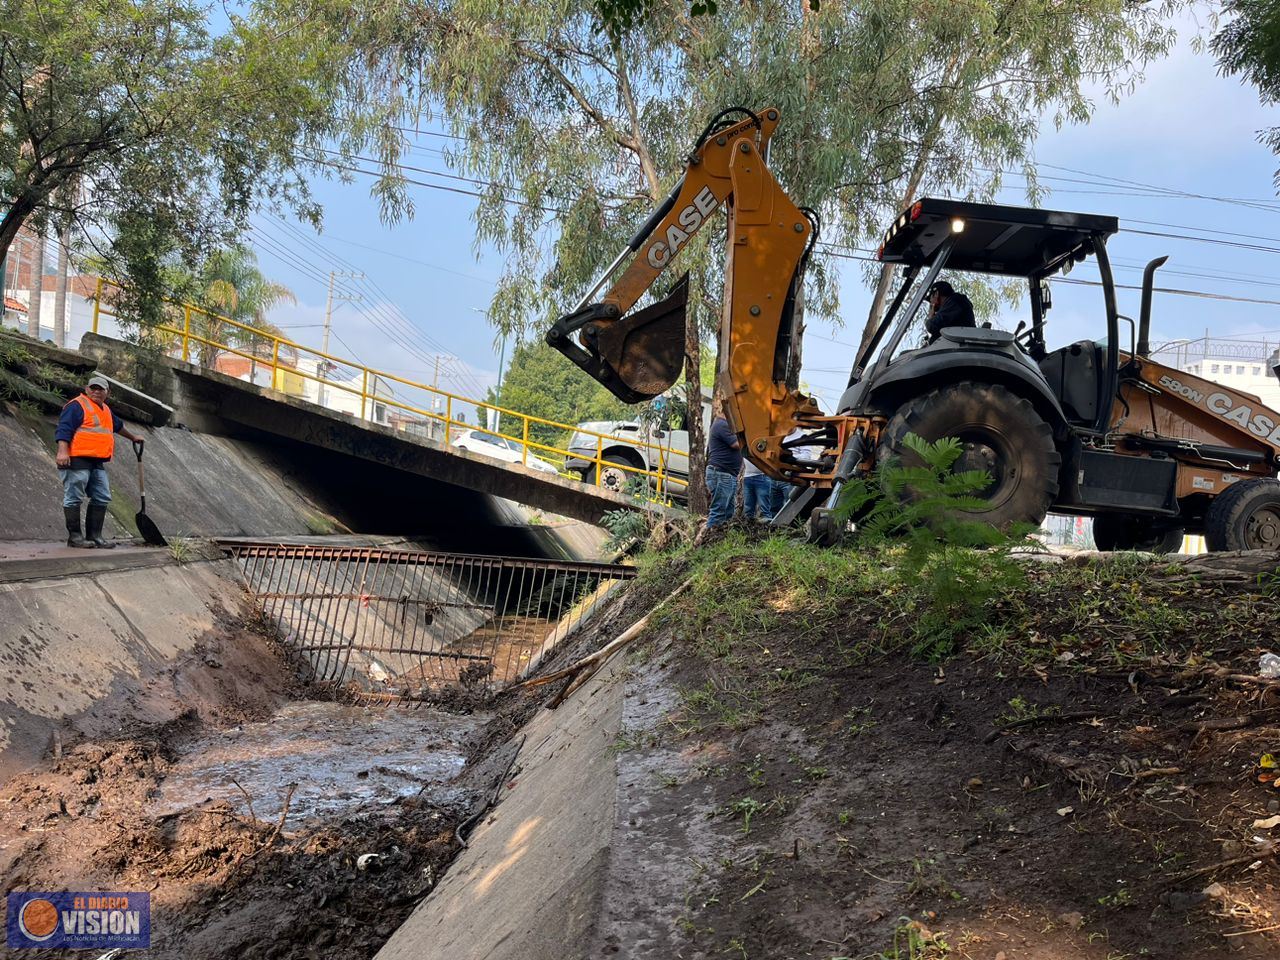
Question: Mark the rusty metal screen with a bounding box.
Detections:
[225,543,635,700]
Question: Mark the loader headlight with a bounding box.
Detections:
[951,218,966,233]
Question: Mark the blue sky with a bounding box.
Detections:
[251,12,1280,416]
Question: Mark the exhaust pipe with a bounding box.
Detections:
[1137,256,1168,357]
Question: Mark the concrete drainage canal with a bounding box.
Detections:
[0,540,633,959]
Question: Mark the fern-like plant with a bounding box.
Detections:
[836,433,1034,658]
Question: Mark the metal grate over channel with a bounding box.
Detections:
[225,543,635,701]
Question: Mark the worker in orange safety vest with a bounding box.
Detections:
[54,374,145,548]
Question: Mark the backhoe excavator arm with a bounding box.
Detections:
[547,107,781,402]
[547,106,859,483]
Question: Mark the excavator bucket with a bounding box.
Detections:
[546,276,688,403]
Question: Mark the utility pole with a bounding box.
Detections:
[53,223,69,348]
[27,225,45,339]
[318,270,363,407]
[489,333,508,432]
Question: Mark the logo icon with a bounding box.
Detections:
[17,899,57,941]
[7,892,150,949]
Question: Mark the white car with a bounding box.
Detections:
[452,429,561,475]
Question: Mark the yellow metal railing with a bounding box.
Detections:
[90,278,682,502]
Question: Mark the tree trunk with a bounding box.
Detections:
[684,309,707,516]
[26,226,46,339]
[0,193,39,268]
[787,277,806,393]
[857,159,930,357]
[53,225,69,348]
[858,56,962,357]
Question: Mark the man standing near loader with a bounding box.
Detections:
[55,374,144,548]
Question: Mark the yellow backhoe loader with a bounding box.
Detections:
[546,107,1280,552]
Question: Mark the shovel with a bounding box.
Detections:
[132,441,167,546]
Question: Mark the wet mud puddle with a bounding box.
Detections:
[152,700,488,823]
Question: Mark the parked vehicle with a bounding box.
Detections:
[452,429,561,475]
[565,390,712,498]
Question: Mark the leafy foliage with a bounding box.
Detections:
[1214,0,1280,185]
[0,335,70,410]
[600,508,651,552]
[405,0,1179,346]
[487,341,632,448]
[183,246,296,367]
[836,435,1009,545]
[0,0,419,325]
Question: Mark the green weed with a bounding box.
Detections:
[1096,886,1134,909]
[851,917,951,960]
[999,696,1059,725]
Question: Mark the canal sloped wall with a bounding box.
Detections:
[0,554,301,779]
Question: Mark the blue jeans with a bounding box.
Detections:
[60,467,111,507]
[743,475,771,519]
[769,478,791,517]
[705,466,738,528]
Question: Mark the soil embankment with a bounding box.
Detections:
[386,533,1280,960]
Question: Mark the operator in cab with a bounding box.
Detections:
[925,281,976,342]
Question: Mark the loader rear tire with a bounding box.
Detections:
[878,383,1060,531]
[1091,514,1185,553]
[1205,478,1280,552]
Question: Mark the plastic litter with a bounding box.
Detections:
[1260,653,1280,678]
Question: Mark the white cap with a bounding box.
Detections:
[87,374,110,390]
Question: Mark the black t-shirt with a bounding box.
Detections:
[926,292,976,338]
[707,417,743,474]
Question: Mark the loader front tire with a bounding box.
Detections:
[1205,478,1280,552]
[878,383,1060,531]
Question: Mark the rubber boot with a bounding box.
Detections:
[64,505,92,549]
[85,503,115,549]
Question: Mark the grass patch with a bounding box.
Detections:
[303,511,336,535]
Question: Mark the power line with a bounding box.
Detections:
[814,242,1280,307]
[308,155,564,215]
[249,219,489,396]
[388,125,469,142]
[283,220,493,396]
[315,146,501,190]
[1054,276,1280,307]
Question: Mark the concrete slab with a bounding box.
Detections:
[0,540,176,584]
[376,660,626,960]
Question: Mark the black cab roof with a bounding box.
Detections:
[877,198,1119,278]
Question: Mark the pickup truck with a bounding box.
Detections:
[565,393,712,499]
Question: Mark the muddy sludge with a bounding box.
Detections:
[0,699,491,959]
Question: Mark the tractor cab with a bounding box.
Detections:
[842,198,1123,438]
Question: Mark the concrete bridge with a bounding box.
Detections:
[80,333,673,530]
